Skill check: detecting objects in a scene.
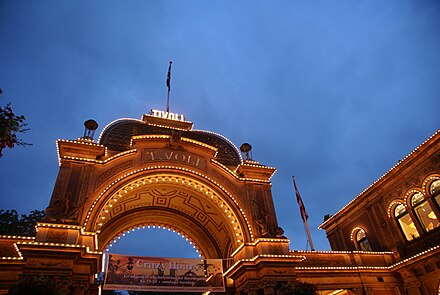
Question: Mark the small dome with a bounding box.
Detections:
[99,119,242,166]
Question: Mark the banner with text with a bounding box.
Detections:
[104,254,225,292]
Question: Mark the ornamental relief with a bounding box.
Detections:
[27,258,73,268]
[141,148,208,171]
[95,160,134,190]
[384,168,439,203]
[50,164,71,206]
[46,229,68,243]
[78,164,93,205]
[100,187,232,251]
[212,170,242,197]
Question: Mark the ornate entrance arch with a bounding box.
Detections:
[90,172,252,258]
[1,110,424,294]
[21,112,292,294]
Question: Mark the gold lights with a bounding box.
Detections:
[16,241,102,255]
[387,200,406,218]
[0,235,35,240]
[103,224,203,258]
[350,226,365,241]
[97,118,145,143]
[223,253,306,277]
[84,168,254,242]
[230,238,290,257]
[93,174,247,243]
[293,245,440,271]
[291,249,393,255]
[130,135,218,152]
[212,159,276,183]
[320,129,440,229]
[193,128,244,163]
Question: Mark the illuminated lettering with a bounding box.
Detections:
[141,149,206,170]
[150,109,185,121]
[169,261,199,271]
[136,259,168,270]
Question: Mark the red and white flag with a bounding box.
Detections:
[293,176,309,222]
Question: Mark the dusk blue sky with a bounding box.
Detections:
[0,1,439,256]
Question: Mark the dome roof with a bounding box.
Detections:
[98,119,242,166]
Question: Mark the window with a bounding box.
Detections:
[355,228,371,251]
[430,179,440,206]
[394,204,420,241]
[411,192,439,232]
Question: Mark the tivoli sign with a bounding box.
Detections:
[150,109,185,121]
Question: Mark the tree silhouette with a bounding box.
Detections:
[0,89,30,157]
[277,281,318,295]
[0,209,45,236]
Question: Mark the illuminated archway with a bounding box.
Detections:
[86,171,252,259]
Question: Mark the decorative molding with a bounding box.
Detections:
[96,160,133,189]
[46,229,68,243]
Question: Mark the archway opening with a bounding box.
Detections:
[102,227,208,295]
[105,226,201,258]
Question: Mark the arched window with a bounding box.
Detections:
[430,179,440,206]
[411,192,439,232]
[355,228,372,251]
[394,204,420,241]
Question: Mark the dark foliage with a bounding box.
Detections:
[0,89,31,157]
[276,281,318,295]
[0,209,45,236]
[8,274,72,295]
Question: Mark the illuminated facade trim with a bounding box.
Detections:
[83,166,254,241]
[104,225,203,258]
[2,115,438,294]
[320,129,440,229]
[94,174,248,245]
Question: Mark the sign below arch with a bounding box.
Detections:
[104,254,225,292]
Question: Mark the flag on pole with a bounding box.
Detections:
[292,176,309,222]
[166,61,172,91]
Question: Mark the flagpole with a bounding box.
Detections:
[167,90,170,113]
[292,176,315,251]
[166,61,172,112]
[303,215,315,251]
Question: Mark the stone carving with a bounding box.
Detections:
[212,170,242,196]
[96,160,133,189]
[253,196,285,238]
[268,244,283,255]
[50,164,71,208]
[165,130,183,150]
[46,229,68,243]
[255,216,285,238]
[255,218,269,237]
[78,164,93,204]
[100,187,233,256]
[45,192,85,224]
[27,258,72,268]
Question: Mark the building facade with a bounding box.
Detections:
[319,130,440,294]
[0,110,438,295]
